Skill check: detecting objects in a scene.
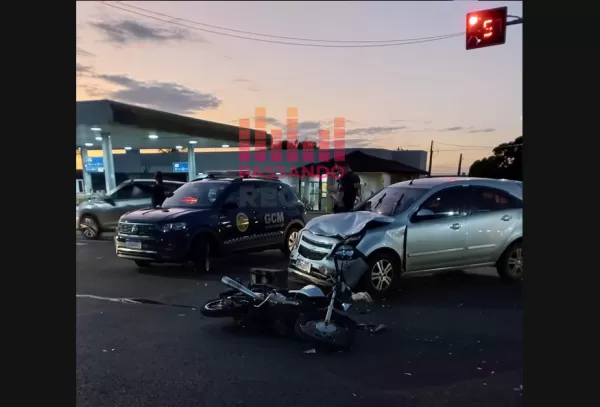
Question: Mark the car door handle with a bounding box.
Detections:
[501,215,512,221]
[450,223,461,230]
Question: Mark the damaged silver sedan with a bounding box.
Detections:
[288,177,523,297]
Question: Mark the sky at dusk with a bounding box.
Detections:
[76,1,522,174]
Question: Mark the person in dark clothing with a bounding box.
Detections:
[151,171,167,208]
[333,163,362,213]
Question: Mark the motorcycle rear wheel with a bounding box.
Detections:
[294,311,357,351]
[201,298,247,317]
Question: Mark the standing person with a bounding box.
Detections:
[334,163,362,213]
[151,171,167,208]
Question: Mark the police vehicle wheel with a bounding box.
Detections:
[80,216,100,240]
[191,237,210,274]
[362,252,399,298]
[281,226,301,257]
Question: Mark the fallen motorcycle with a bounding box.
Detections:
[201,236,364,350]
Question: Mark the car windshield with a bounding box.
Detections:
[361,186,428,216]
[161,181,228,209]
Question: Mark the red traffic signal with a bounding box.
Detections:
[466,7,507,50]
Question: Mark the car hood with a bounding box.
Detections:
[304,211,394,239]
[120,207,211,223]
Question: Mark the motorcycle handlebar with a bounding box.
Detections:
[221,277,263,300]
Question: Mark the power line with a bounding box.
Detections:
[100,2,463,48]
[114,1,464,44]
[435,141,523,149]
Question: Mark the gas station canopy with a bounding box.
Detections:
[76,100,273,193]
[76,100,273,150]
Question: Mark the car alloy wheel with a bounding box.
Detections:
[288,230,299,251]
[507,247,523,278]
[371,259,393,291]
[81,217,98,239]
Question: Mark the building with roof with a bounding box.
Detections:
[76,100,272,192]
[76,100,429,212]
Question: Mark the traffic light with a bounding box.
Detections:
[466,6,508,50]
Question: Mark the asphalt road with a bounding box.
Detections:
[76,236,523,407]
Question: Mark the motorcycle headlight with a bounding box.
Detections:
[161,222,187,232]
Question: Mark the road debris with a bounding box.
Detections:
[303,349,316,354]
[357,323,387,334]
[351,292,373,302]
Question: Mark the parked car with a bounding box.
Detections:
[114,173,306,272]
[289,177,523,297]
[76,179,185,239]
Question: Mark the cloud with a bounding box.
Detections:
[345,126,407,136]
[79,84,106,98]
[468,128,496,133]
[77,65,221,114]
[433,126,496,133]
[440,126,463,132]
[76,63,95,77]
[264,117,282,127]
[298,121,324,132]
[340,126,408,148]
[233,78,252,83]
[247,87,260,92]
[391,119,432,124]
[89,19,201,45]
[76,47,95,57]
[344,137,375,148]
[96,74,221,114]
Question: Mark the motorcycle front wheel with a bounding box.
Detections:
[294,310,357,351]
[201,298,248,317]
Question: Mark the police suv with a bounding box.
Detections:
[114,172,306,273]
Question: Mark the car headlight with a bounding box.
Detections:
[334,233,365,259]
[161,222,187,232]
[292,230,303,251]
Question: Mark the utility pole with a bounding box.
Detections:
[457,153,463,176]
[427,140,434,177]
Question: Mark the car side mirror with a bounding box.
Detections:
[412,208,434,221]
[103,197,116,206]
[222,201,239,211]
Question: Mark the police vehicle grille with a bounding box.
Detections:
[301,235,333,249]
[118,223,156,235]
[298,245,327,261]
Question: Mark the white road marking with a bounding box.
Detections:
[76,242,86,246]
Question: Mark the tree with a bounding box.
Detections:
[468,136,522,181]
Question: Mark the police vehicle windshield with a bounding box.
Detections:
[161,181,228,209]
[363,186,428,216]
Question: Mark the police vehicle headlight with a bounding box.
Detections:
[161,222,188,232]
